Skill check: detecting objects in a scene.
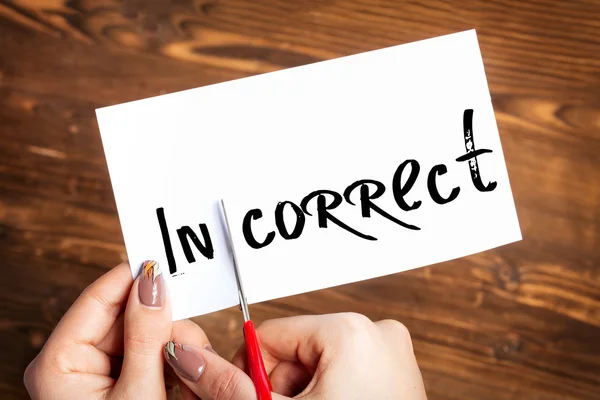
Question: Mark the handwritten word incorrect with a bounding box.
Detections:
[157,109,496,274]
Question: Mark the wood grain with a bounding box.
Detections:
[1,0,599,399]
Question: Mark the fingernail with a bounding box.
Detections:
[138,260,165,307]
[164,341,206,381]
[204,344,218,355]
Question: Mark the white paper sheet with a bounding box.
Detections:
[96,30,521,320]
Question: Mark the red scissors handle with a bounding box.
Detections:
[243,320,272,400]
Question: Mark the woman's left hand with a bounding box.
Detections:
[24,260,197,399]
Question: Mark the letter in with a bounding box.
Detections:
[176,224,214,263]
[156,207,177,274]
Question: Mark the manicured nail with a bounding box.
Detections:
[138,260,165,307]
[204,344,218,355]
[164,341,206,381]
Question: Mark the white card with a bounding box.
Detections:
[96,30,521,321]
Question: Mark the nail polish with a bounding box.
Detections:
[138,260,165,307]
[164,341,206,381]
[204,344,218,355]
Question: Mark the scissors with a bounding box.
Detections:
[220,199,273,400]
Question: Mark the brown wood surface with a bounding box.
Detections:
[1,0,599,399]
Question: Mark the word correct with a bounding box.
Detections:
[157,109,496,274]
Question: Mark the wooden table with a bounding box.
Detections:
[1,1,599,399]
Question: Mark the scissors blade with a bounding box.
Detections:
[220,199,250,322]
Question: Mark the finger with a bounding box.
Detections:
[166,320,257,400]
[268,361,311,397]
[230,340,281,375]
[165,357,181,390]
[97,312,125,356]
[172,319,210,344]
[171,320,209,400]
[230,342,310,397]
[165,361,196,400]
[168,318,211,387]
[112,260,172,399]
[252,315,334,374]
[55,342,114,376]
[230,341,296,377]
[179,378,199,400]
[374,319,414,352]
[231,343,247,372]
[46,261,133,348]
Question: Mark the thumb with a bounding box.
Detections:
[112,260,172,399]
[166,320,269,400]
[168,348,295,400]
[165,320,299,400]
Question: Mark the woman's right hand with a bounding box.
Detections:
[166,312,427,400]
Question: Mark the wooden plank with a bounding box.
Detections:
[0,0,599,399]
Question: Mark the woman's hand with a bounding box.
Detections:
[24,260,427,400]
[165,313,427,400]
[24,260,195,399]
